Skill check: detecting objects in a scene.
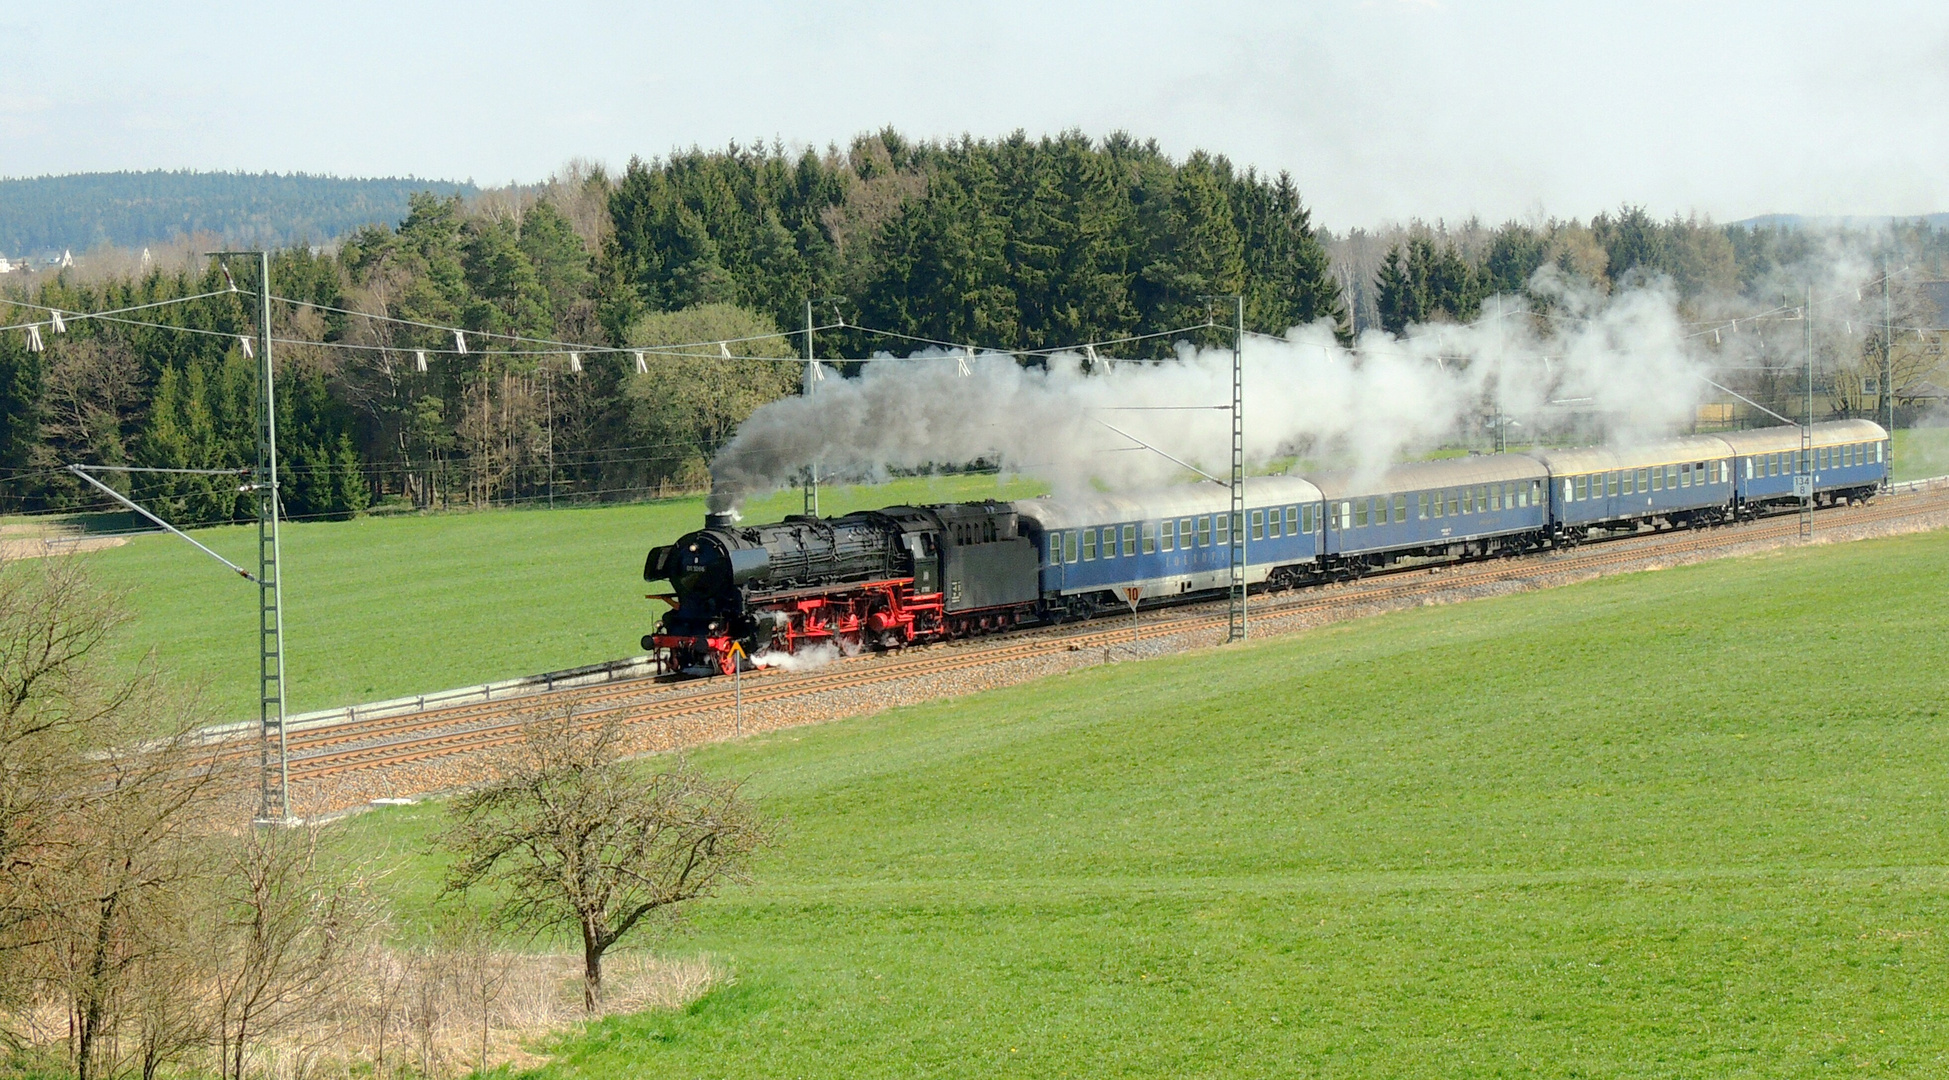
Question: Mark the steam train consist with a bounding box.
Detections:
[643,420,1889,675]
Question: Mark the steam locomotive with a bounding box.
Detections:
[643,420,1890,675]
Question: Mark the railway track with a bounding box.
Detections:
[277,489,1949,790]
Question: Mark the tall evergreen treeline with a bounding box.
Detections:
[4,130,1946,522]
[0,131,1346,520]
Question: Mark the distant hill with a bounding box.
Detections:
[1730,212,1949,231]
[0,170,478,256]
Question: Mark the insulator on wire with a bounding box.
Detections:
[25,325,43,352]
[1713,329,1721,345]
[633,351,648,374]
[238,335,254,359]
[453,329,467,355]
[415,350,428,372]
[49,310,65,334]
[568,352,582,373]
[718,342,732,359]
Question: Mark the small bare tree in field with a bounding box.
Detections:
[439,714,768,1012]
[209,825,380,1080]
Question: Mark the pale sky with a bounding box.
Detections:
[3,0,1945,230]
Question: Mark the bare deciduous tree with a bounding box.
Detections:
[209,825,379,1080]
[0,557,229,1080]
[440,714,769,1011]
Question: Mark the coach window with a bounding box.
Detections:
[1216,514,1231,546]
[1082,529,1096,561]
[1108,527,1123,559]
[1572,475,1586,501]
[1048,535,1060,565]
[1180,518,1195,547]
[1286,506,1299,534]
[1604,473,1616,497]
[1200,516,1213,546]
[1621,471,1634,495]
[1531,480,1544,506]
[1301,505,1314,534]
[1515,483,1528,508]
[1561,478,1573,503]
[1266,510,1280,539]
[1392,495,1407,523]
[1122,524,1137,556]
[1417,493,1430,519]
[1159,520,1174,552]
[1142,522,1157,554]
[1251,509,1265,540]
[1668,464,1680,488]
[1354,500,1368,528]
[1679,463,1691,488]
[1064,531,1078,563]
[1878,441,1885,463]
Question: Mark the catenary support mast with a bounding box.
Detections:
[1229,296,1246,643]
[1801,285,1814,541]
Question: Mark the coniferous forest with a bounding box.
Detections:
[3,129,1946,522]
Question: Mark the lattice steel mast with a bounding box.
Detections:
[1229,296,1246,643]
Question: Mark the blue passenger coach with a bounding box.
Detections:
[1313,455,1550,571]
[1013,476,1325,612]
[1720,419,1888,511]
[1528,435,1734,534]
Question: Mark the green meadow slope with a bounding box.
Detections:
[62,475,1043,722]
[349,527,1949,1078]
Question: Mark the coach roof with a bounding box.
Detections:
[1524,434,1735,476]
[1011,475,1325,531]
[1309,453,1548,501]
[1716,419,1888,456]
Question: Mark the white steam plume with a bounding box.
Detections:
[709,277,1714,509]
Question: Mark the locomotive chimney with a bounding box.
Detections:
[704,511,736,529]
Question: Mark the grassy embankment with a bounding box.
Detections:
[50,474,1045,722]
[348,526,1949,1078]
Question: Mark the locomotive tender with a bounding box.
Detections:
[644,420,1889,675]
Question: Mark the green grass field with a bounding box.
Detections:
[344,526,1949,1078]
[1894,426,1949,481]
[41,474,1045,722]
